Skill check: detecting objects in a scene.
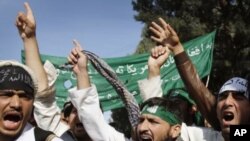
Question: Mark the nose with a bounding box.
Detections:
[138,120,149,133]
[9,94,21,110]
[224,93,234,106]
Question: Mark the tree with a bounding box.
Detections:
[111,0,250,137]
[132,0,250,92]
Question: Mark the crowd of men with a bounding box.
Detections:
[0,2,249,141]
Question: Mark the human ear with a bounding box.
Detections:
[170,124,181,139]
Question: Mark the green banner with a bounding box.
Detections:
[22,31,216,111]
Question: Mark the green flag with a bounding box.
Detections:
[22,31,216,111]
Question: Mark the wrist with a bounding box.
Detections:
[22,34,36,42]
[148,66,160,79]
[171,43,184,56]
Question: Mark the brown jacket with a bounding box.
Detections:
[174,51,220,130]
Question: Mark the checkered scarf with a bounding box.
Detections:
[61,51,140,128]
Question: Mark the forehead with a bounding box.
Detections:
[219,91,246,97]
[0,89,26,94]
[140,113,165,122]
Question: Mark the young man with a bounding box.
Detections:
[149,17,250,141]
[15,2,89,141]
[0,61,36,141]
[136,97,182,141]
[67,41,126,141]
[138,44,222,141]
[137,46,199,126]
[0,61,62,141]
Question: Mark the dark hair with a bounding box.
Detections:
[165,88,193,106]
[62,101,74,118]
[62,100,104,118]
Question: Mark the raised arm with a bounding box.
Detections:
[148,17,220,129]
[148,46,170,79]
[67,40,90,89]
[138,45,170,101]
[68,40,125,141]
[16,2,48,91]
[16,3,67,135]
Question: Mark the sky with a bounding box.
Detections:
[0,0,144,61]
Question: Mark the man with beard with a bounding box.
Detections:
[138,44,222,141]
[148,17,250,141]
[135,97,182,141]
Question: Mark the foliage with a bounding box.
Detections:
[112,0,250,137]
[132,0,250,91]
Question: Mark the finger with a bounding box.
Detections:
[69,53,78,63]
[164,46,170,54]
[149,26,161,37]
[75,46,85,58]
[156,46,165,56]
[150,36,162,43]
[73,39,83,49]
[67,56,74,65]
[158,18,168,31]
[24,2,35,23]
[151,21,164,33]
[151,48,157,58]
[15,13,24,29]
[158,46,166,55]
[167,24,177,36]
[17,12,34,29]
[71,47,78,56]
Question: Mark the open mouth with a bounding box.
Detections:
[76,123,84,128]
[223,112,234,121]
[139,134,153,141]
[3,112,22,130]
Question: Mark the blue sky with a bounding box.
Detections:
[0,0,144,61]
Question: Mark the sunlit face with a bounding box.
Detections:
[137,114,180,141]
[0,90,34,140]
[216,91,250,136]
[67,107,89,140]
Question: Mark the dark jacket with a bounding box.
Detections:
[174,51,220,130]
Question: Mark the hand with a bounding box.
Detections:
[148,45,170,78]
[149,17,181,51]
[67,40,88,75]
[16,2,36,39]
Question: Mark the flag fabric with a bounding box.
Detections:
[22,31,216,111]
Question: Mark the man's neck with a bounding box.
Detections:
[77,135,92,141]
[222,132,230,141]
[0,134,17,141]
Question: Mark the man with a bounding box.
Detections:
[138,45,223,141]
[165,88,202,126]
[0,61,36,141]
[149,17,250,141]
[67,41,126,141]
[138,43,200,126]
[216,77,249,140]
[15,2,90,141]
[0,60,63,141]
[135,97,182,141]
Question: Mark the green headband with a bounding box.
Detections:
[141,104,181,125]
